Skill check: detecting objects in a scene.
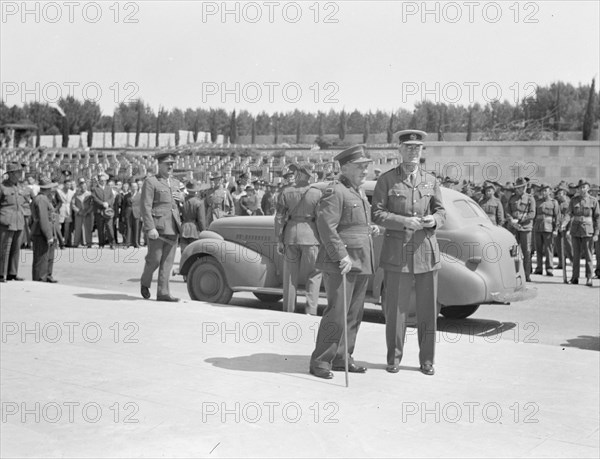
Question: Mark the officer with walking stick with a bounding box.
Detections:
[309,145,378,382]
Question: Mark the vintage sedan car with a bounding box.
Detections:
[179,181,536,319]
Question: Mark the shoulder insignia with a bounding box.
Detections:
[324,187,335,195]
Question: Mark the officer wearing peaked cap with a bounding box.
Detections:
[140,152,183,301]
[0,162,26,282]
[309,145,378,379]
[372,130,446,376]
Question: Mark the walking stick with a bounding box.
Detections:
[561,232,568,284]
[342,271,349,388]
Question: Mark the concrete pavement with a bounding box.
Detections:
[1,279,598,458]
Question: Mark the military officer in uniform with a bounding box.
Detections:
[372,130,446,376]
[555,184,573,269]
[506,177,536,282]
[206,175,233,226]
[180,180,207,253]
[568,180,600,286]
[140,152,183,301]
[0,162,26,282]
[533,183,560,276]
[275,163,323,315]
[309,145,378,379]
[478,182,505,226]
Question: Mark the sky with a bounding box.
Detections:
[1,0,599,116]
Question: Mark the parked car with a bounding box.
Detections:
[179,181,536,319]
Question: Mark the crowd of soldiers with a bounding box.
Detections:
[441,176,600,286]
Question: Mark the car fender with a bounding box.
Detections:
[438,254,487,306]
[180,237,279,289]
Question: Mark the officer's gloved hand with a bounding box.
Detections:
[148,229,159,240]
[277,242,285,255]
[339,255,353,275]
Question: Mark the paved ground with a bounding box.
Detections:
[1,247,599,457]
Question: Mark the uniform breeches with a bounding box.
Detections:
[0,227,22,279]
[141,235,178,297]
[534,232,554,271]
[282,245,322,313]
[310,273,368,370]
[514,231,532,275]
[572,236,593,279]
[383,270,438,366]
[32,235,54,281]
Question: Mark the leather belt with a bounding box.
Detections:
[289,216,315,222]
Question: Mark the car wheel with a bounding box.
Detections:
[187,256,233,304]
[253,293,283,303]
[440,305,480,319]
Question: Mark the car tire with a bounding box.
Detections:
[440,305,480,319]
[187,256,233,304]
[253,293,283,303]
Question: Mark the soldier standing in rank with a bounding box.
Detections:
[0,162,26,282]
[30,177,59,283]
[533,183,560,276]
[506,177,536,282]
[372,130,446,376]
[567,180,600,286]
[478,182,505,226]
[206,175,233,226]
[555,184,573,269]
[140,152,183,302]
[275,163,323,315]
[309,145,378,379]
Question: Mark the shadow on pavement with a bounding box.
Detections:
[438,318,517,338]
[75,293,141,301]
[561,335,600,351]
[206,354,309,373]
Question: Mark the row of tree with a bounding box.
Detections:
[1,80,598,147]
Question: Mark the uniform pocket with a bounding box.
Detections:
[387,190,408,214]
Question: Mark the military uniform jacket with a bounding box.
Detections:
[141,175,182,236]
[31,194,55,240]
[557,196,571,230]
[506,193,536,231]
[181,196,207,239]
[478,196,505,226]
[274,183,322,245]
[0,180,25,231]
[568,194,600,238]
[207,187,233,217]
[315,176,375,275]
[533,198,560,233]
[372,167,446,274]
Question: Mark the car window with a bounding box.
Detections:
[453,199,487,219]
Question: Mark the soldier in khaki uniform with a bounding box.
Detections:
[140,152,183,302]
[309,145,378,379]
[506,177,536,282]
[555,184,573,269]
[533,184,560,276]
[275,163,323,315]
[0,162,26,282]
[372,130,446,376]
[478,182,505,226]
[567,180,600,286]
[206,175,233,226]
